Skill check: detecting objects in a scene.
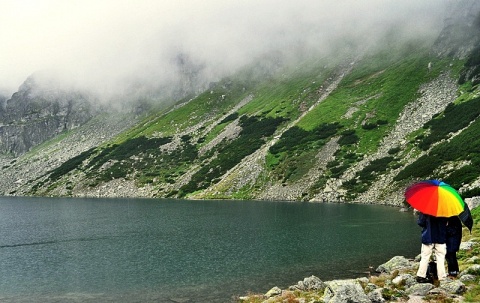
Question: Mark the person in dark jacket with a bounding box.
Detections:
[446,216,462,277]
[416,213,448,282]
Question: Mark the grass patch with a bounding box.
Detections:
[298,49,441,155]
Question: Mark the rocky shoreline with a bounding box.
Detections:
[238,246,479,303]
[238,199,480,303]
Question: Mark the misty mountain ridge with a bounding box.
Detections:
[1,0,480,206]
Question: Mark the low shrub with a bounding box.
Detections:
[48,148,96,181]
[338,130,359,146]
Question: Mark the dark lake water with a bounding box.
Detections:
[0,197,420,302]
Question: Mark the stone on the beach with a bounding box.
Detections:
[367,288,386,303]
[291,275,326,291]
[462,264,480,275]
[323,279,370,303]
[406,283,434,296]
[460,241,476,250]
[376,256,412,273]
[439,279,466,294]
[392,274,416,288]
[265,286,282,298]
[459,274,476,282]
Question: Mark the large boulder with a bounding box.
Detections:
[289,275,326,291]
[439,279,466,294]
[323,279,370,303]
[376,256,413,273]
[406,283,434,296]
[264,286,282,298]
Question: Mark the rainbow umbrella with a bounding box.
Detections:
[404,180,465,217]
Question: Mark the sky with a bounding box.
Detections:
[0,0,449,99]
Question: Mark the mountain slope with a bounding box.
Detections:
[2,2,480,206]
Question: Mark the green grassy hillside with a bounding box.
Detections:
[18,41,480,204]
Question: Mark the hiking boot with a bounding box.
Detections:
[416,276,431,283]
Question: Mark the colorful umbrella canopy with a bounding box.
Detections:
[405,180,465,217]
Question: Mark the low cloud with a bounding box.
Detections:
[0,0,448,100]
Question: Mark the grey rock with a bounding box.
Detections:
[265,286,282,298]
[290,275,326,291]
[392,274,416,288]
[466,256,480,263]
[460,241,477,250]
[459,274,476,282]
[323,279,370,303]
[406,283,434,296]
[465,196,480,210]
[439,279,466,294]
[376,256,413,273]
[462,264,480,275]
[367,288,385,303]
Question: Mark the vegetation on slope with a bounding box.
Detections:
[178,115,285,197]
[22,40,480,202]
[264,47,457,199]
[392,86,480,191]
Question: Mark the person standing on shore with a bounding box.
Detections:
[415,212,448,283]
[446,216,462,277]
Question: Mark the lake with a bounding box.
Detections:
[0,197,420,302]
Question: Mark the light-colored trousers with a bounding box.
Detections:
[416,243,447,280]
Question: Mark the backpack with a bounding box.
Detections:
[426,260,437,282]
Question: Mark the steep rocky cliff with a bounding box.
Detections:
[0,76,98,156]
[432,0,480,58]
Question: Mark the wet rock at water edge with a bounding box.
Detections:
[264,286,282,298]
[289,275,326,291]
[376,256,413,273]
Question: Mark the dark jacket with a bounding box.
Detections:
[417,213,447,244]
[446,216,462,252]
